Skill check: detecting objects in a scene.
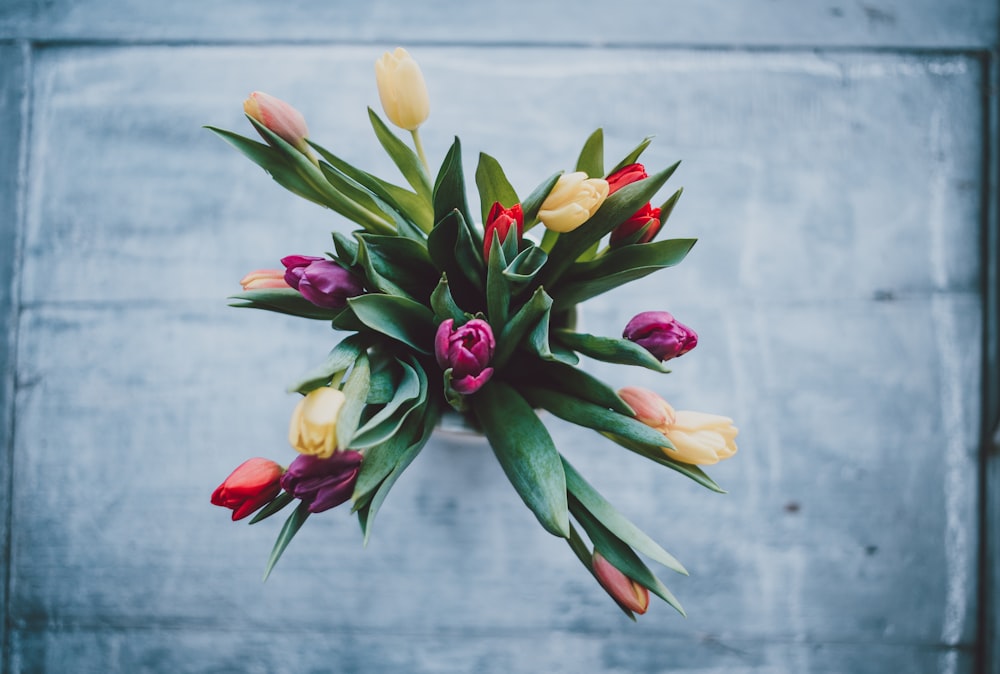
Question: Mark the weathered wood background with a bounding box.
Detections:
[0,2,997,673]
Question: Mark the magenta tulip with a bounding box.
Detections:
[623,311,697,362]
[435,318,495,395]
[281,255,364,309]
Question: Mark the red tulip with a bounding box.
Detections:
[605,163,648,195]
[211,458,284,521]
[609,202,662,248]
[483,202,524,262]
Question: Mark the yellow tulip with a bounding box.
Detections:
[375,48,430,131]
[288,387,347,459]
[537,172,609,233]
[618,386,738,465]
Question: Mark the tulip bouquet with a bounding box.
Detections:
[208,48,737,619]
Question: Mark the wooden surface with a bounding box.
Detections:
[0,2,996,673]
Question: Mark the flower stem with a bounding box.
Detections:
[410,128,431,176]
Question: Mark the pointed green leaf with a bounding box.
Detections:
[336,351,371,450]
[433,137,475,237]
[472,382,569,538]
[486,230,510,327]
[608,136,654,175]
[248,491,295,525]
[493,286,552,370]
[603,431,725,492]
[475,152,520,223]
[286,334,367,394]
[567,523,637,620]
[368,108,433,201]
[658,187,683,230]
[347,294,436,354]
[562,457,686,575]
[356,234,438,303]
[262,501,310,581]
[521,171,562,230]
[571,498,685,616]
[228,289,340,321]
[526,360,633,416]
[430,274,467,323]
[502,245,548,293]
[351,357,426,448]
[575,128,604,178]
[554,330,670,373]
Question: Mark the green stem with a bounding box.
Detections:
[410,128,431,176]
[540,228,560,253]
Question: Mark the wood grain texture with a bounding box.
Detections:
[0,0,997,49]
[5,41,985,672]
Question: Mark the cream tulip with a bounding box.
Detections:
[537,172,609,233]
[618,386,738,465]
[288,387,347,459]
[375,48,430,131]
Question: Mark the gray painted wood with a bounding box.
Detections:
[3,37,987,672]
[0,41,26,673]
[0,0,997,49]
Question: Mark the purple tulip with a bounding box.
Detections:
[279,451,364,514]
[281,255,364,309]
[623,311,698,362]
[434,318,495,395]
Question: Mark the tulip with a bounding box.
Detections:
[537,172,609,233]
[623,311,697,362]
[609,202,662,248]
[281,255,365,309]
[243,91,311,154]
[288,387,347,459]
[211,457,284,521]
[239,269,290,291]
[280,451,364,514]
[592,551,649,614]
[606,163,648,195]
[375,48,430,131]
[483,202,524,261]
[435,318,495,395]
[618,386,738,465]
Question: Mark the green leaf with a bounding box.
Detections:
[658,187,683,230]
[554,330,670,373]
[366,365,397,404]
[433,137,475,240]
[347,294,436,354]
[502,245,548,294]
[206,127,330,207]
[554,238,696,308]
[472,382,569,538]
[562,457,687,575]
[352,413,423,506]
[248,491,295,525]
[351,357,426,448]
[368,108,433,202]
[336,351,371,450]
[537,163,679,289]
[608,136,654,175]
[475,152,520,224]
[521,171,562,230]
[247,117,394,234]
[493,286,552,370]
[575,128,604,178]
[430,274,467,323]
[571,498,685,616]
[357,397,440,545]
[228,289,340,321]
[486,230,510,327]
[601,432,726,493]
[356,234,438,303]
[286,334,366,394]
[426,209,484,306]
[331,231,360,267]
[523,360,633,416]
[520,386,673,450]
[262,501,310,581]
[310,140,433,233]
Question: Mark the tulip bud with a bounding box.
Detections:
[483,202,524,261]
[605,163,648,195]
[623,311,697,362]
[239,269,290,291]
[375,48,430,131]
[243,91,311,154]
[280,451,363,513]
[618,386,738,465]
[288,387,347,459]
[592,551,649,614]
[435,318,495,395]
[211,457,284,521]
[281,255,365,309]
[537,172,609,233]
[609,202,662,248]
